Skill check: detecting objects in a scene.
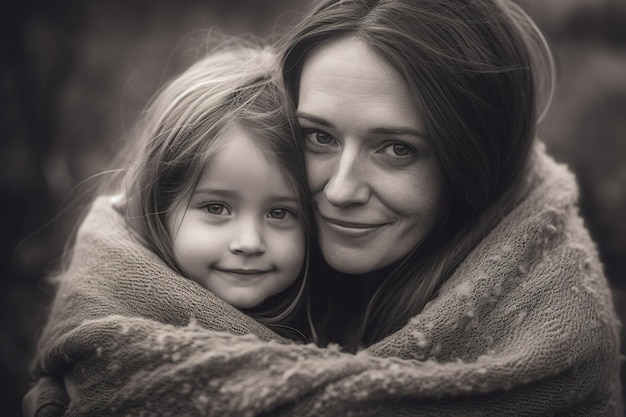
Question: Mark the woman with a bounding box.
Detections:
[280,0,588,350]
[26,0,622,415]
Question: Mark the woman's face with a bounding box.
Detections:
[296,37,444,274]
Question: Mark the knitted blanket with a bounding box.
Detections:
[34,144,622,416]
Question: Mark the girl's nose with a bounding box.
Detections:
[229,221,266,256]
[323,145,370,207]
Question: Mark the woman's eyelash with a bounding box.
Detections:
[302,128,334,145]
[381,142,418,157]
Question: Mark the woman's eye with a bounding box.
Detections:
[391,144,411,156]
[314,132,333,145]
[381,143,416,158]
[268,208,291,220]
[302,129,335,148]
[203,203,230,215]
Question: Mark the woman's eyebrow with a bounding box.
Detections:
[369,127,425,138]
[297,111,425,138]
[296,111,333,127]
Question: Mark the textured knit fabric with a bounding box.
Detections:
[34,143,622,416]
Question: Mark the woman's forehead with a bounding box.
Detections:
[299,37,402,94]
[297,37,422,134]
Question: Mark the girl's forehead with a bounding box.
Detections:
[195,124,302,199]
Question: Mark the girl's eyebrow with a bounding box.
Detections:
[193,188,237,198]
[296,111,425,138]
[271,196,301,205]
[194,188,299,204]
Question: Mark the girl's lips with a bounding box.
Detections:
[213,268,273,276]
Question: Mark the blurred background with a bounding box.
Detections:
[1,0,625,415]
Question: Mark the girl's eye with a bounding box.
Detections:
[204,203,231,215]
[268,208,291,220]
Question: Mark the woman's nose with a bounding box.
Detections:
[229,220,266,256]
[323,145,370,207]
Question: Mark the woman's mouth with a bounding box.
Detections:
[318,215,389,238]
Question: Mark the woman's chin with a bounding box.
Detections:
[322,247,385,275]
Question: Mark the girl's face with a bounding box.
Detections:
[296,37,444,274]
[167,125,306,309]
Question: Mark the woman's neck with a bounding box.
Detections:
[311,260,398,352]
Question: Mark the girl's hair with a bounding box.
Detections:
[280,0,555,346]
[102,43,313,332]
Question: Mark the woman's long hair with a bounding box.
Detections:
[280,0,555,347]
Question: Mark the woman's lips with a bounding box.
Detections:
[318,215,389,238]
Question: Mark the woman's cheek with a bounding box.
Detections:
[305,153,332,192]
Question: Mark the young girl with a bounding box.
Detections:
[28,43,313,417]
[107,43,313,330]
